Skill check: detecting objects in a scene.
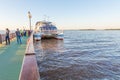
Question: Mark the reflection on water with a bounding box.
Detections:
[34,30,120,80]
[40,39,64,52]
[34,39,64,60]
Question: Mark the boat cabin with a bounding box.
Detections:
[40,25,57,31]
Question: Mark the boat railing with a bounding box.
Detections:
[56,30,63,34]
[41,30,63,34]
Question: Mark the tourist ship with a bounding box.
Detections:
[33,21,64,40]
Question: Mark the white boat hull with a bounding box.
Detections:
[33,33,63,40]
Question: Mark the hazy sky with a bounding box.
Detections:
[0,0,120,30]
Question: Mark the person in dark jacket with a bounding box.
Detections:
[23,29,26,36]
[15,28,22,44]
[5,28,10,45]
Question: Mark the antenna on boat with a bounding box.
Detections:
[43,15,47,22]
[43,15,49,22]
[47,16,49,22]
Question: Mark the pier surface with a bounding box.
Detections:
[0,37,27,80]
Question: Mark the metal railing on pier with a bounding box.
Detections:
[0,33,16,44]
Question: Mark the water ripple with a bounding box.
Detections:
[34,30,120,80]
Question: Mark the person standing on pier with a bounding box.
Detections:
[23,29,26,36]
[15,28,22,44]
[5,28,10,45]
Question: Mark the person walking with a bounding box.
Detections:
[23,29,26,37]
[15,28,22,44]
[5,28,10,45]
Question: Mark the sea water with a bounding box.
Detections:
[0,30,5,34]
[0,30,15,34]
[34,30,120,80]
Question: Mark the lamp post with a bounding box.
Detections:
[28,11,32,30]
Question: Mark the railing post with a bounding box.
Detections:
[0,34,2,44]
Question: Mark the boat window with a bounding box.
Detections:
[43,27,46,30]
[40,24,57,31]
[41,27,44,30]
[46,27,49,30]
[53,26,57,30]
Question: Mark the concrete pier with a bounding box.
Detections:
[0,32,40,80]
[0,36,27,80]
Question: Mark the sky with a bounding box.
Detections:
[0,0,120,30]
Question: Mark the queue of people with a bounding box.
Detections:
[5,28,31,45]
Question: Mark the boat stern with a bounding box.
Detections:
[33,32,41,41]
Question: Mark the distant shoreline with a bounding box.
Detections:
[1,29,120,33]
[0,30,15,34]
[63,29,120,31]
[104,29,120,30]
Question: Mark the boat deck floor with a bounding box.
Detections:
[0,37,27,80]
